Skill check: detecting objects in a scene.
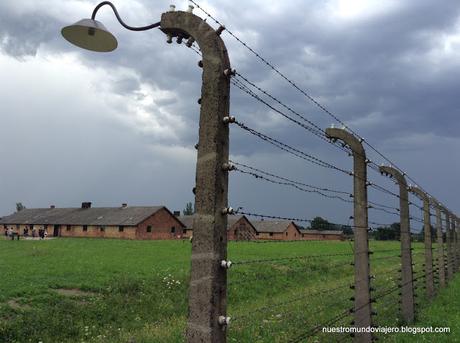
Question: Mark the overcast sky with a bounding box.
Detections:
[0,0,459,229]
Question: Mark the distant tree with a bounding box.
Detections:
[311,216,330,231]
[183,202,194,216]
[372,223,400,241]
[16,202,26,212]
[417,225,437,242]
[342,225,353,236]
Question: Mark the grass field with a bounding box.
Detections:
[0,238,456,342]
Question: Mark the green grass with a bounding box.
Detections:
[381,272,460,342]
[0,238,455,342]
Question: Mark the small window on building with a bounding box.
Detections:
[234,230,237,235]
[182,228,186,234]
[119,226,124,232]
[66,225,71,231]
[171,226,176,234]
[286,232,288,236]
[256,232,259,236]
[44,225,48,229]
[269,232,273,237]
[16,224,20,229]
[100,226,105,232]
[83,225,88,232]
[147,226,152,233]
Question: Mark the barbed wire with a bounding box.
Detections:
[188,31,413,210]
[230,160,351,195]
[232,251,355,266]
[288,308,352,342]
[233,119,353,174]
[231,161,354,203]
[368,205,400,216]
[228,259,353,287]
[189,0,453,213]
[232,74,416,206]
[232,74,356,156]
[189,41,422,214]
[231,77,333,146]
[231,282,350,322]
[233,209,370,230]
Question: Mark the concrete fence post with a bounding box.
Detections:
[456,217,460,273]
[325,128,372,343]
[160,11,231,343]
[452,216,458,272]
[409,186,434,299]
[432,200,446,288]
[379,166,414,324]
[443,210,453,282]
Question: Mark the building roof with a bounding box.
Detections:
[252,220,300,234]
[299,229,344,235]
[0,206,171,226]
[178,214,245,230]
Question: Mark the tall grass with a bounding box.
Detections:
[0,238,452,342]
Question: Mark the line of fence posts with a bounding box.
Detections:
[444,209,453,281]
[456,216,460,272]
[433,200,447,288]
[452,215,458,272]
[321,129,457,343]
[325,128,372,343]
[409,186,434,299]
[379,166,415,325]
[173,9,460,339]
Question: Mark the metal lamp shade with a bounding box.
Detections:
[61,19,118,52]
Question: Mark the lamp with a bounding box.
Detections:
[61,1,160,52]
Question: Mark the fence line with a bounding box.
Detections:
[173,4,460,342]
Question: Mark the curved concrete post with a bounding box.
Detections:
[379,166,414,323]
[454,216,460,271]
[326,128,371,343]
[442,209,453,282]
[409,187,434,299]
[160,11,230,342]
[452,215,458,272]
[431,199,446,288]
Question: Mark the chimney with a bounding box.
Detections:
[81,202,92,209]
[173,210,181,217]
[122,203,128,208]
[50,205,55,209]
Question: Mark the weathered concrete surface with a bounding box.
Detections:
[452,216,458,272]
[326,128,371,343]
[409,187,434,299]
[161,11,230,343]
[379,166,414,324]
[443,209,453,282]
[456,217,460,273]
[431,200,446,288]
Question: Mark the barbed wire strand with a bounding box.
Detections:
[189,0,451,212]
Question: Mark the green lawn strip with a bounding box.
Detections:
[381,272,460,342]
[0,238,446,343]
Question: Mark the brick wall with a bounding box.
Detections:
[136,207,186,240]
[60,225,137,239]
[301,232,344,241]
[227,217,257,240]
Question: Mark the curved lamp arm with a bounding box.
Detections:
[92,1,160,31]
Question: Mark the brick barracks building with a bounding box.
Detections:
[0,202,186,240]
[179,215,257,241]
[1,203,344,241]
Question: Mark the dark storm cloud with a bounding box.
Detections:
[0,0,459,220]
